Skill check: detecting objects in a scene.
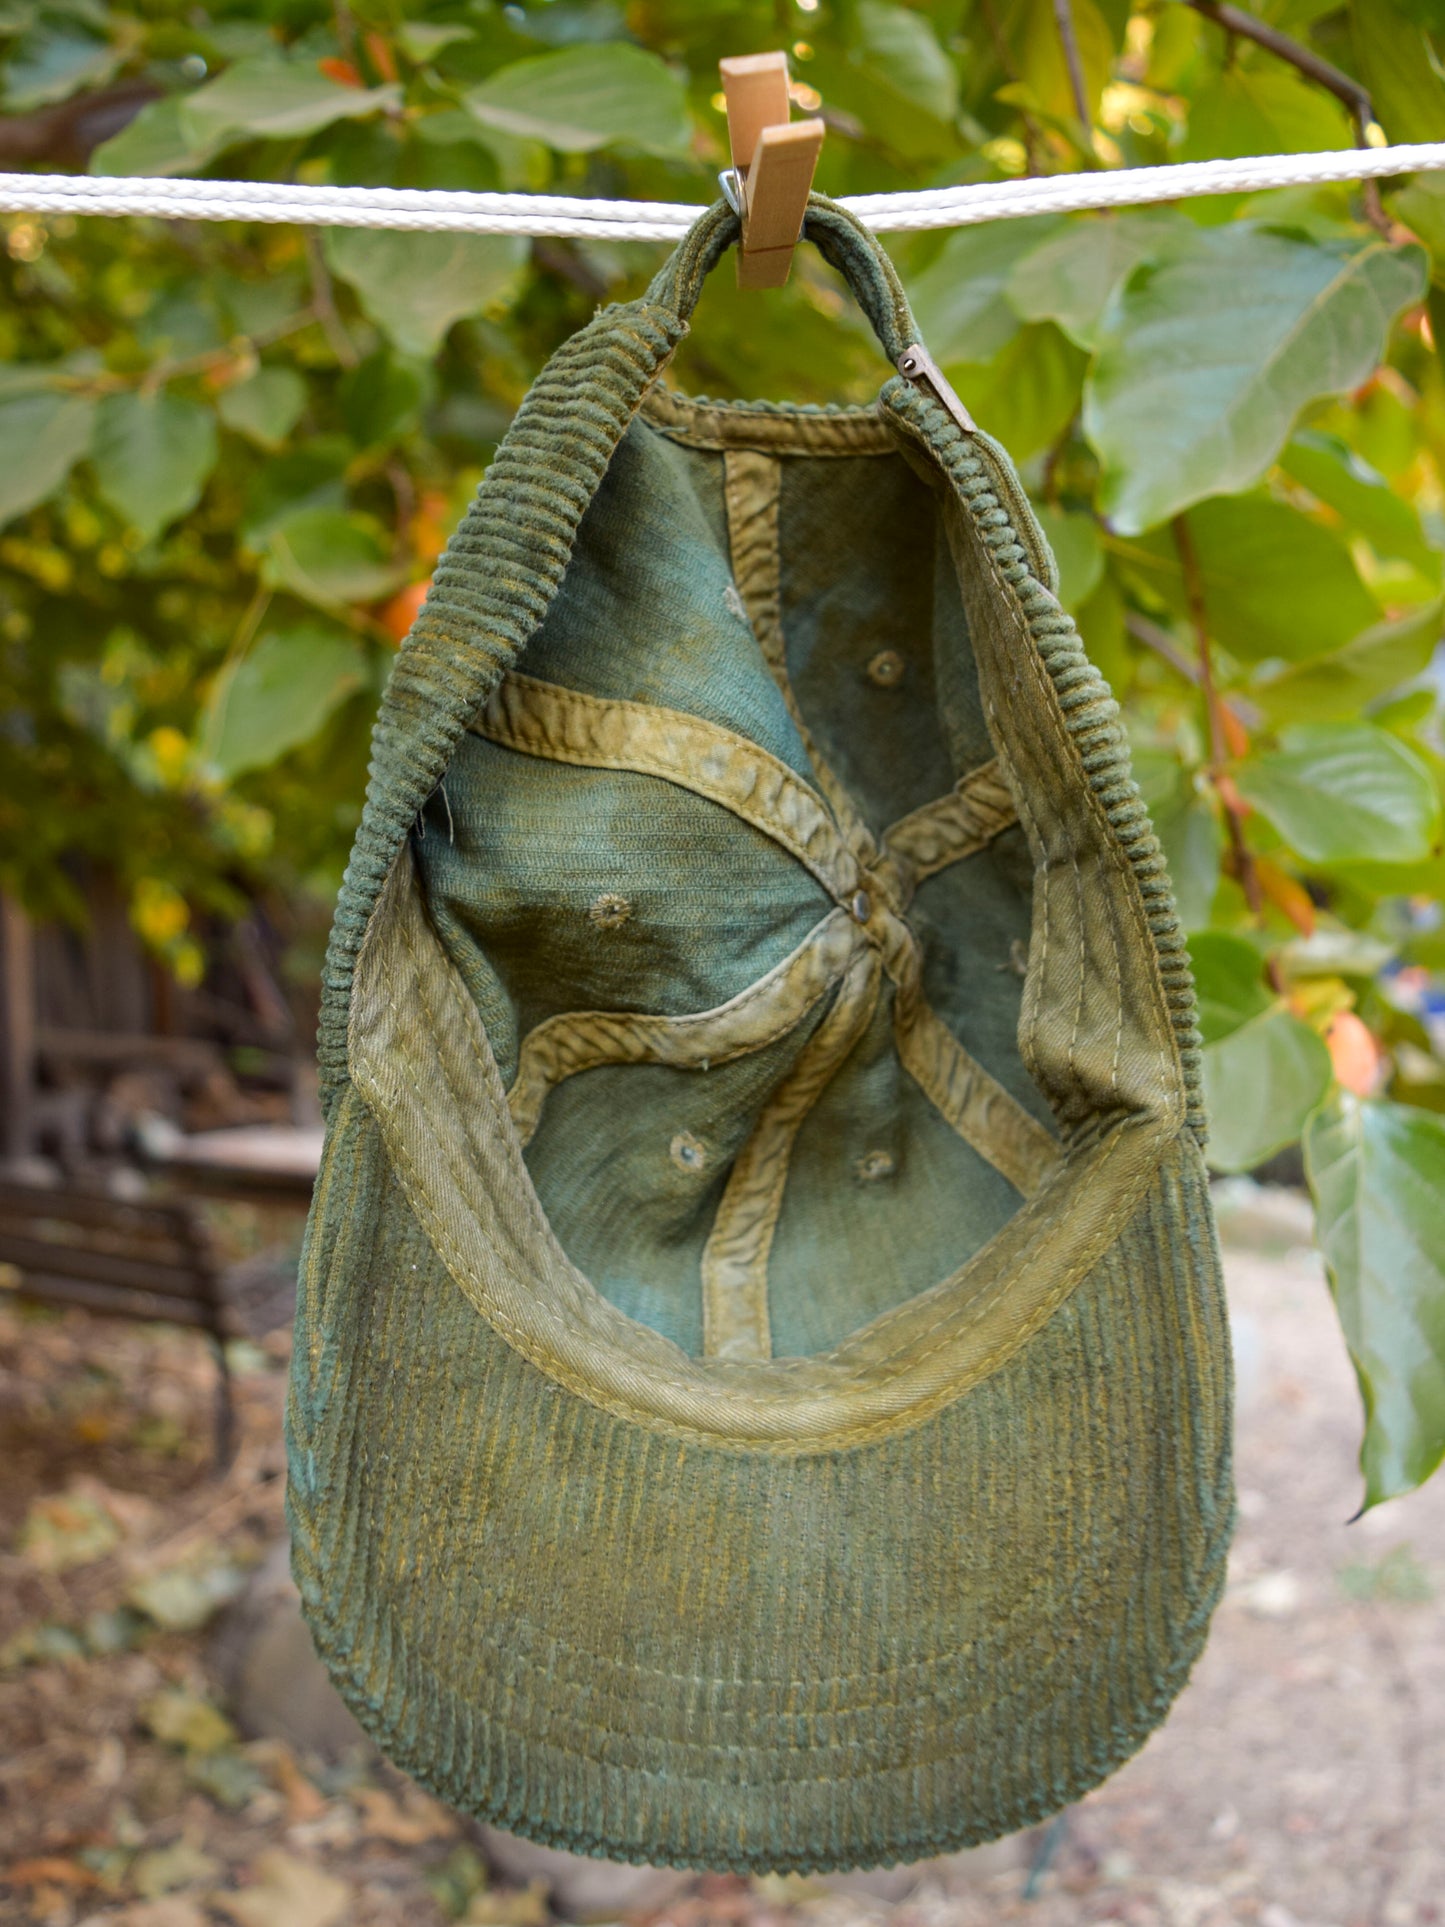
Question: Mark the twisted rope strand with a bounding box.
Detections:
[1,140,1443,237]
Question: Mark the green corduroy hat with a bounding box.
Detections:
[285,194,1234,1875]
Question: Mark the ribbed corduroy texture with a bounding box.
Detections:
[288,1094,1231,1871]
[288,193,1233,1872]
[315,299,687,1113]
[877,383,1208,1143]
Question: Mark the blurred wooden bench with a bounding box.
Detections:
[135,1119,322,1200]
[0,1180,235,1465]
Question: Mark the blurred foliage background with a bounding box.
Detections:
[1,0,1444,1504]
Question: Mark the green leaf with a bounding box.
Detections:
[241,444,349,544]
[1279,430,1441,579]
[1390,173,1445,286]
[91,95,218,178]
[216,367,307,450]
[1076,566,1131,695]
[339,350,426,446]
[1031,505,1102,611]
[1202,1006,1332,1172]
[1277,928,1396,980]
[3,26,116,110]
[1187,931,1271,1044]
[325,228,528,357]
[397,21,476,62]
[178,58,401,150]
[1235,722,1442,865]
[0,356,101,401]
[949,323,1086,463]
[1008,210,1188,351]
[0,392,95,527]
[1131,751,1222,931]
[92,391,218,543]
[203,627,367,779]
[1113,496,1380,664]
[854,1,957,122]
[1305,1094,1445,1505]
[464,43,692,156]
[1086,227,1427,533]
[809,1,960,161]
[1352,0,1445,146]
[906,217,1063,365]
[1251,600,1444,723]
[1371,689,1438,733]
[1181,64,1353,163]
[260,508,405,610]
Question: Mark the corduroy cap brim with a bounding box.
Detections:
[288,1084,1230,1871]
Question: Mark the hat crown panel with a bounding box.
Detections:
[409,389,1065,1361]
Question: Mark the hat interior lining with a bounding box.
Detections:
[345,383,1187,1443]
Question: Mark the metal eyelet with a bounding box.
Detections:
[670,1132,707,1172]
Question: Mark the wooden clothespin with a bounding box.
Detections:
[719,52,824,291]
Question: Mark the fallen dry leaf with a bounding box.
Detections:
[16,1487,121,1573]
[5,1855,102,1889]
[244,1740,328,1823]
[142,1687,237,1756]
[126,1544,248,1632]
[463,1877,552,1927]
[110,1901,211,1927]
[353,1782,458,1844]
[129,1837,222,1899]
[209,1849,351,1927]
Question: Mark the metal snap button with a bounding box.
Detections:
[850,889,872,924]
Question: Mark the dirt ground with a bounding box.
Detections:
[0,1181,1440,1927]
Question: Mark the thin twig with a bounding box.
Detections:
[332,1,358,67]
[1351,112,1394,238]
[1040,411,1077,505]
[1126,611,1261,725]
[1052,0,1093,134]
[1127,610,1205,686]
[1171,514,1264,918]
[385,457,416,562]
[303,226,359,369]
[1187,1,1394,231]
[229,582,271,662]
[531,236,609,300]
[57,311,316,398]
[1182,0,1372,124]
[977,0,1047,176]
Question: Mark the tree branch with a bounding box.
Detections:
[977,0,1046,177]
[1181,0,1372,124]
[1171,513,1264,919]
[1126,610,1204,686]
[0,80,158,167]
[1052,0,1093,133]
[1182,2,1393,235]
[303,228,359,369]
[1125,611,1260,730]
[531,238,609,300]
[56,310,319,398]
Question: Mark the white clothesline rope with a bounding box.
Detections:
[0,142,1443,239]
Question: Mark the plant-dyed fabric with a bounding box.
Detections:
[286,197,1234,1874]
